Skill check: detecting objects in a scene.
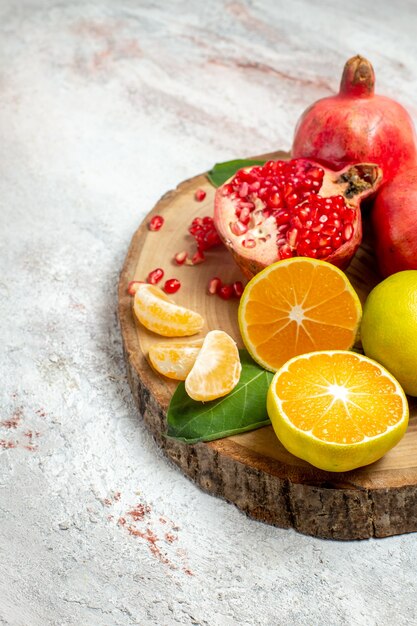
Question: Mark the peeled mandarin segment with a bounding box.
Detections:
[148,340,203,380]
[267,350,409,472]
[239,258,362,372]
[133,284,204,337]
[185,330,241,402]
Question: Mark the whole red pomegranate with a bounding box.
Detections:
[213,158,382,279]
[292,55,417,183]
[372,167,417,277]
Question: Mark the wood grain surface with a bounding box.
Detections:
[118,152,417,540]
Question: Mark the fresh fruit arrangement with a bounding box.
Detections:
[128,54,417,474]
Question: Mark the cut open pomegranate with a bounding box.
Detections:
[213,158,382,279]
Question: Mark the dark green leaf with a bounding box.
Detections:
[166,350,273,444]
[207,159,267,187]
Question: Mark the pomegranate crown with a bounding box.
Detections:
[339,55,375,98]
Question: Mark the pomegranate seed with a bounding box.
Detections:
[147,268,164,284]
[230,220,248,236]
[218,284,234,300]
[332,234,343,248]
[287,227,298,248]
[242,238,256,248]
[148,215,164,231]
[239,182,249,198]
[275,210,290,226]
[318,235,332,247]
[317,246,333,259]
[279,244,293,259]
[321,224,338,236]
[292,216,303,230]
[127,280,144,296]
[189,249,205,265]
[311,223,323,233]
[297,207,310,221]
[343,223,354,241]
[203,229,221,248]
[174,250,188,265]
[188,216,221,250]
[163,278,181,294]
[342,207,356,222]
[207,277,222,295]
[232,281,244,298]
[268,192,282,208]
[239,207,251,225]
[195,188,206,202]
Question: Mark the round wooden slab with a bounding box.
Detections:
[118,151,417,540]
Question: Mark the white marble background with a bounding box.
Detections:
[1,1,417,624]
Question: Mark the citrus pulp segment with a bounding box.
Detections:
[267,350,409,472]
[238,258,362,372]
[133,284,204,337]
[185,330,241,401]
[148,340,204,380]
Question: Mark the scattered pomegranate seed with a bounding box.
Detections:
[207,277,222,295]
[195,188,206,202]
[147,268,164,284]
[232,281,244,298]
[127,280,144,296]
[174,251,188,265]
[148,215,164,231]
[218,284,234,300]
[188,249,205,265]
[163,278,181,294]
[188,216,222,251]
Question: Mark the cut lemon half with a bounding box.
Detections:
[185,330,241,401]
[238,258,362,372]
[148,339,203,380]
[133,284,204,337]
[267,350,409,472]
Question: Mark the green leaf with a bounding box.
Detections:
[207,159,267,187]
[166,350,273,444]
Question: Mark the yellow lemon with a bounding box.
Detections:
[361,270,417,396]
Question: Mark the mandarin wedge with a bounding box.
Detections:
[133,284,204,337]
[148,339,204,380]
[185,330,241,401]
[267,350,409,472]
[238,258,362,372]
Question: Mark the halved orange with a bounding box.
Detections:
[267,350,409,472]
[238,258,362,371]
[185,330,241,401]
[148,339,203,380]
[133,284,204,337]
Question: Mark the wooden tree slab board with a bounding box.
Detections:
[118,151,417,540]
